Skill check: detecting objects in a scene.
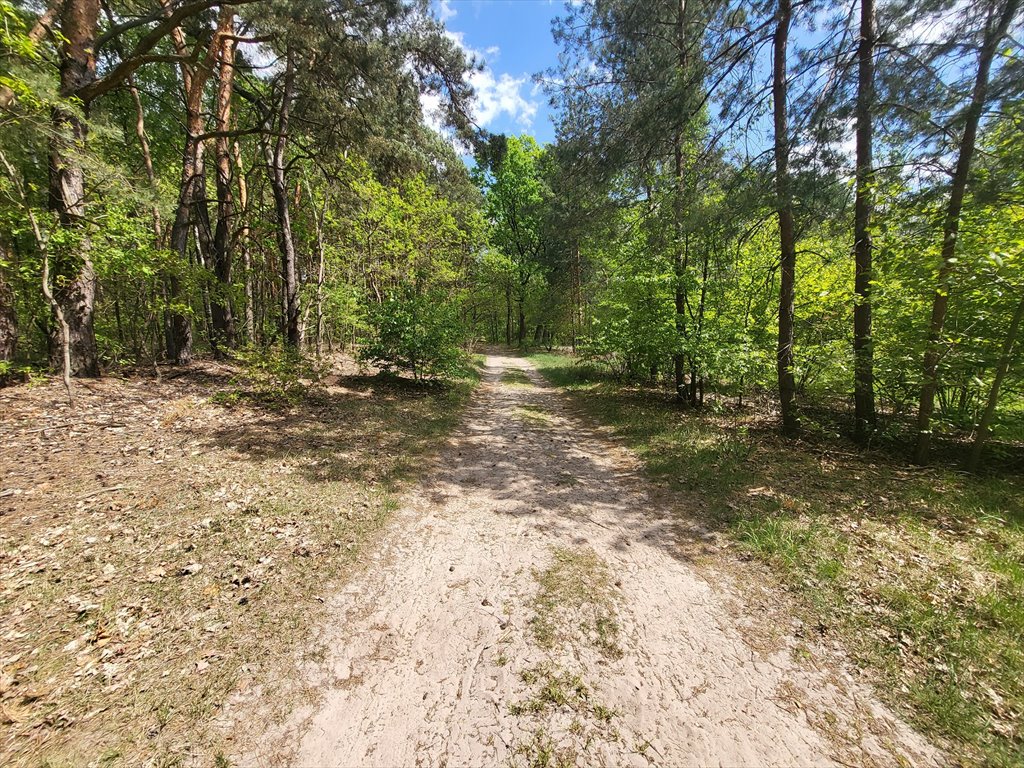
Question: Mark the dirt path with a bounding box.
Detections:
[236,354,939,768]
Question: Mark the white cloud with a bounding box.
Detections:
[439,31,539,130]
[444,30,481,60]
[420,23,538,148]
[438,0,457,22]
[469,70,538,128]
[420,90,446,133]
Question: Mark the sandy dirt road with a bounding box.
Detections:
[237,354,939,768]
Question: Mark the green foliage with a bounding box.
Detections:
[533,351,1024,766]
[214,348,326,408]
[0,360,30,385]
[473,135,553,345]
[0,0,58,112]
[359,292,466,381]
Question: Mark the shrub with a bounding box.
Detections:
[215,347,325,407]
[359,292,465,381]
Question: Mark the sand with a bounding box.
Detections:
[234,354,939,768]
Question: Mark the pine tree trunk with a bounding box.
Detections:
[265,48,301,348]
[168,131,200,364]
[773,0,799,436]
[165,16,224,364]
[233,141,256,344]
[914,0,1021,464]
[211,9,237,353]
[48,0,100,377]
[167,26,200,364]
[853,0,876,442]
[968,289,1024,472]
[0,255,16,369]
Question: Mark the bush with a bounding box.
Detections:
[359,293,465,381]
[213,347,325,407]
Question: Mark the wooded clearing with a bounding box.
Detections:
[1,0,1023,765]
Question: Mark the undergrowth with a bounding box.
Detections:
[531,351,1024,767]
[0,359,479,766]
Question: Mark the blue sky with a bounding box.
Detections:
[433,0,562,145]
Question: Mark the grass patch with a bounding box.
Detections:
[0,358,478,766]
[530,547,622,659]
[531,352,1024,767]
[514,404,553,426]
[510,728,577,768]
[510,664,590,716]
[507,662,620,767]
[501,368,535,387]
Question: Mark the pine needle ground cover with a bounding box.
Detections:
[531,352,1024,767]
[0,359,478,766]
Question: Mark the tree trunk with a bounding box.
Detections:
[167,134,201,364]
[853,0,876,442]
[505,285,512,345]
[233,141,256,344]
[517,297,526,346]
[165,14,223,364]
[48,0,100,377]
[772,0,799,436]
[129,78,163,242]
[914,0,1021,464]
[967,288,1024,472]
[210,8,237,353]
[306,178,328,357]
[0,255,16,368]
[265,48,301,348]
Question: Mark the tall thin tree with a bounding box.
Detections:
[773,0,799,436]
[853,0,876,442]
[914,0,1022,463]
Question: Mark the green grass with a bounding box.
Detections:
[508,545,626,766]
[510,728,576,768]
[510,664,590,716]
[514,404,553,425]
[530,546,622,658]
[501,368,535,387]
[530,352,1024,767]
[507,662,620,767]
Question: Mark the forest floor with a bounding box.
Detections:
[0,357,476,766]
[530,352,1024,768]
[223,353,940,768]
[4,352,1016,767]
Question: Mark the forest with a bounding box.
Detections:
[1,0,1023,765]
[2,0,1022,464]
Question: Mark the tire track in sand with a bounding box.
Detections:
[236,354,939,768]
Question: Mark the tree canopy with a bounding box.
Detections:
[1,0,1023,466]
